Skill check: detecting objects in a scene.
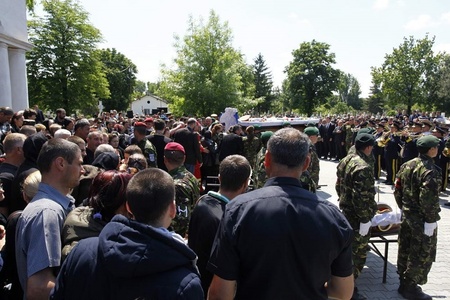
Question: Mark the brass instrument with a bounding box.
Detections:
[443,147,450,158]
[376,131,390,147]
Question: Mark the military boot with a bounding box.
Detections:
[398,283,432,300]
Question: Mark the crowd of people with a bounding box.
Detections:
[0,105,445,299]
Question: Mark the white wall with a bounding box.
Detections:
[0,0,32,110]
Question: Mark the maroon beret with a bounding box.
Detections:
[134,122,146,128]
[164,142,185,154]
[144,117,154,123]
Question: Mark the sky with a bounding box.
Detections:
[33,0,450,98]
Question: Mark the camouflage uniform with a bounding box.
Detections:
[347,144,375,178]
[308,144,320,185]
[137,138,158,168]
[344,124,354,153]
[169,165,200,237]
[253,147,267,189]
[298,170,316,193]
[336,149,377,279]
[394,154,441,286]
[242,135,262,169]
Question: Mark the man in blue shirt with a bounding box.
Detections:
[15,138,84,300]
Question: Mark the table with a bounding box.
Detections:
[369,229,399,283]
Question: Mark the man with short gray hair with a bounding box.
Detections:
[208,128,354,300]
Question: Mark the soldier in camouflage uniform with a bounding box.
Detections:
[336,133,377,300]
[253,131,273,189]
[164,142,200,238]
[347,128,376,178]
[343,117,355,154]
[394,135,441,300]
[133,122,158,168]
[299,126,320,192]
[242,126,262,170]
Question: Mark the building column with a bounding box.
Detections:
[8,47,28,111]
[0,42,12,108]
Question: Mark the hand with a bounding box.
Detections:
[424,222,437,237]
[359,221,372,236]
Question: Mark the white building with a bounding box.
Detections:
[0,0,32,111]
[131,94,169,116]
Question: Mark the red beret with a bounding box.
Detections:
[164,142,185,154]
[134,122,146,128]
[144,117,154,123]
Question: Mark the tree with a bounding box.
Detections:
[253,53,274,114]
[158,10,245,116]
[364,81,384,114]
[27,0,109,114]
[98,48,137,112]
[285,40,340,116]
[337,72,362,110]
[371,35,440,115]
[435,54,450,113]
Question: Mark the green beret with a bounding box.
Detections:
[304,126,319,136]
[416,135,440,148]
[260,131,274,144]
[355,133,375,147]
[253,124,262,130]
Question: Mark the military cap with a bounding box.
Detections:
[164,142,185,154]
[134,122,146,128]
[421,119,433,127]
[260,131,273,144]
[412,121,422,127]
[391,121,401,130]
[144,117,154,123]
[416,135,440,148]
[355,133,375,147]
[282,121,291,127]
[253,124,262,130]
[432,126,447,135]
[304,126,319,136]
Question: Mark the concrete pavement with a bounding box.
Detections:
[317,158,450,300]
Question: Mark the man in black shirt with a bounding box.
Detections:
[147,119,172,172]
[188,155,251,297]
[207,128,354,300]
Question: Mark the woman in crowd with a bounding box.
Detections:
[10,111,24,133]
[108,132,124,159]
[61,170,133,261]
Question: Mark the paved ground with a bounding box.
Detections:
[318,159,450,299]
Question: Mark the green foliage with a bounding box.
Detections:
[364,81,384,114]
[27,0,109,114]
[435,54,450,113]
[285,40,340,116]
[253,53,274,114]
[134,80,147,97]
[371,35,440,115]
[337,71,362,110]
[159,10,246,116]
[315,95,355,116]
[98,48,137,112]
